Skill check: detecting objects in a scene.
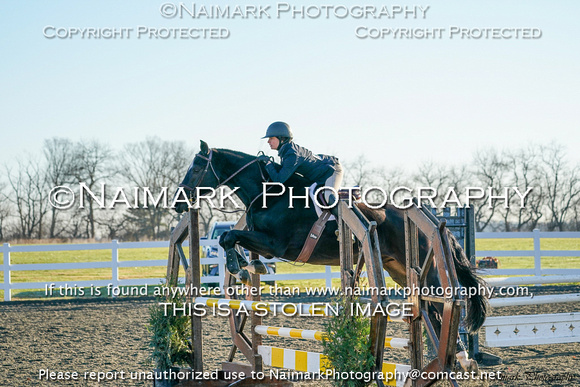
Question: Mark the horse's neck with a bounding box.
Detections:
[216,151,262,207]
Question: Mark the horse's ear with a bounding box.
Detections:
[200,140,209,155]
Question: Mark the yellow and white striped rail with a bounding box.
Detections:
[258,345,411,387]
[258,345,329,373]
[380,361,412,387]
[387,314,406,323]
[255,325,325,341]
[383,336,409,349]
[255,325,409,349]
[192,297,330,316]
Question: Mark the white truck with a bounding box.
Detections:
[202,221,237,258]
[202,221,275,284]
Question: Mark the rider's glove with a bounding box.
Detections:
[257,155,271,164]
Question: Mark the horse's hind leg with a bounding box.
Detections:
[381,256,407,287]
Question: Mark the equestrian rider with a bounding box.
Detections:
[258,121,343,216]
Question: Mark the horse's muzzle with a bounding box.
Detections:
[174,202,190,214]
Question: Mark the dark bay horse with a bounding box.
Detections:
[175,141,488,335]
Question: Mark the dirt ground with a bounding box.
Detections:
[1,288,579,387]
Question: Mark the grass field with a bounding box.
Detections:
[1,238,580,300]
[477,238,580,269]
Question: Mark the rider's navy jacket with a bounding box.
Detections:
[264,141,338,185]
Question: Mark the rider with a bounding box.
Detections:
[258,121,343,215]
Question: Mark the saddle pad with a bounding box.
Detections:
[308,184,361,220]
[308,183,335,221]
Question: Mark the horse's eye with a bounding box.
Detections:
[193,167,201,172]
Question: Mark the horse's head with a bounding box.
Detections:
[174,140,220,213]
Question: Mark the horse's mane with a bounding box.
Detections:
[214,148,311,188]
[215,148,252,159]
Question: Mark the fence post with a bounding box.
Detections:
[325,265,332,289]
[218,246,225,291]
[112,240,119,293]
[533,229,542,277]
[3,243,10,301]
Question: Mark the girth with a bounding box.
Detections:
[295,210,333,264]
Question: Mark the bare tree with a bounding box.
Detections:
[446,165,470,200]
[197,205,217,236]
[571,199,580,231]
[0,180,12,241]
[43,138,76,238]
[342,154,409,205]
[343,155,379,187]
[63,207,88,239]
[412,160,451,193]
[117,137,193,239]
[4,157,49,239]
[497,146,544,231]
[539,143,580,231]
[95,210,129,240]
[71,140,113,239]
[411,160,455,209]
[471,149,508,232]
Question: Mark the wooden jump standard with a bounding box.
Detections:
[166,201,464,386]
[404,205,464,387]
[166,209,203,372]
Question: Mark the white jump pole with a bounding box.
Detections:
[485,275,580,287]
[489,293,580,308]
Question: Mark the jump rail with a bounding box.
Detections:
[254,325,410,349]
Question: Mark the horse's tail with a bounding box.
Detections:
[447,230,489,333]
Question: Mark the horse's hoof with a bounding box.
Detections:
[238,269,251,286]
[247,259,268,275]
[226,250,241,275]
[468,359,479,374]
[456,351,478,373]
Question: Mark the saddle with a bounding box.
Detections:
[296,187,361,263]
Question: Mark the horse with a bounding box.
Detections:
[174,141,488,340]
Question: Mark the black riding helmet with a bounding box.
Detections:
[262,121,293,140]
[262,122,293,150]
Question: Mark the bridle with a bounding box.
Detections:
[179,149,268,212]
[179,149,216,193]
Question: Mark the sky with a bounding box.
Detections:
[1,1,578,172]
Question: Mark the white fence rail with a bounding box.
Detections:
[1,239,339,301]
[2,229,580,301]
[475,229,580,280]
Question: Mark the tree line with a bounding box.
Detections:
[0,138,578,243]
[345,142,580,232]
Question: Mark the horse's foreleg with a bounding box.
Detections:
[220,229,287,257]
[220,230,285,275]
[219,231,247,274]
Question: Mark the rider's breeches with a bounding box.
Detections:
[323,162,344,205]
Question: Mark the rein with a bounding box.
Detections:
[180,149,268,213]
